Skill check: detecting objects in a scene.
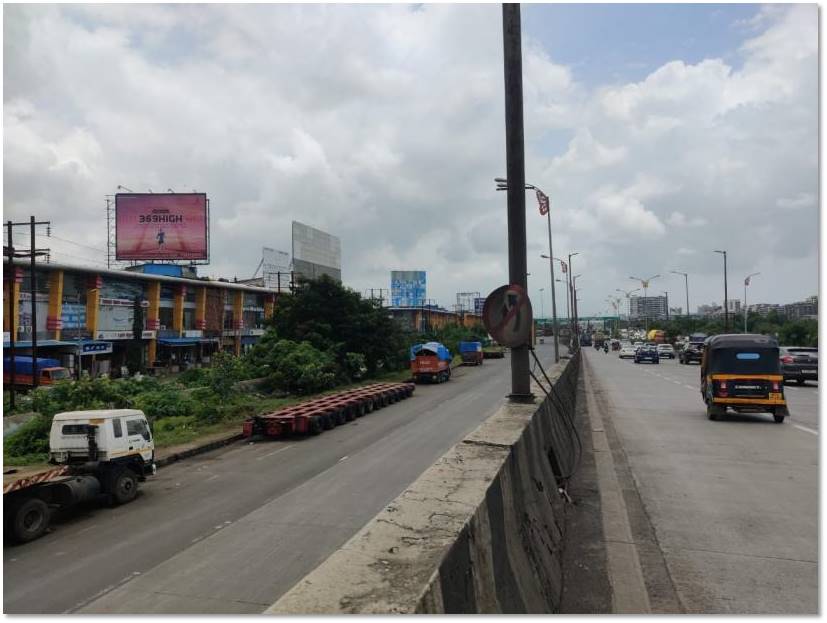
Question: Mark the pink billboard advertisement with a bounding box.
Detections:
[115,193,208,260]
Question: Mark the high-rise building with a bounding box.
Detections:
[785,295,818,320]
[628,295,668,320]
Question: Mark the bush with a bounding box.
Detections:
[133,384,196,422]
[343,352,367,381]
[4,414,52,459]
[263,340,338,395]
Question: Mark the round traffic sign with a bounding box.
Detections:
[482,284,533,348]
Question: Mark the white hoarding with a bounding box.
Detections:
[292,221,342,282]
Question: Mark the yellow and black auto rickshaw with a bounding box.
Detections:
[700,334,789,423]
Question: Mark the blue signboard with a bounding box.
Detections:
[391,271,426,307]
[61,303,86,330]
[474,297,485,315]
[81,341,113,355]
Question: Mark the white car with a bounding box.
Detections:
[657,344,675,359]
[619,345,637,359]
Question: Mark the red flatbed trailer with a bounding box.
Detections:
[242,382,415,439]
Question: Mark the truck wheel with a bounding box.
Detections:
[309,416,323,435]
[773,415,786,423]
[364,399,374,413]
[707,405,723,421]
[344,406,356,422]
[335,409,347,425]
[112,470,139,505]
[322,414,335,430]
[9,497,51,543]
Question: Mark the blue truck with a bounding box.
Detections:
[458,341,483,366]
[3,356,71,388]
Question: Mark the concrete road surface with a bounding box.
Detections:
[4,343,559,614]
[584,349,818,613]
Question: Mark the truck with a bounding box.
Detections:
[647,329,666,344]
[458,341,483,366]
[410,342,452,383]
[3,356,71,388]
[4,409,156,543]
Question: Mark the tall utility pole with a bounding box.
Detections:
[744,272,760,333]
[502,3,531,400]
[6,221,16,409]
[568,252,579,349]
[663,291,669,322]
[714,250,728,331]
[670,270,690,319]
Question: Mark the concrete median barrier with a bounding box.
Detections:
[267,351,581,614]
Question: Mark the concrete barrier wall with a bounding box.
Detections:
[268,351,581,614]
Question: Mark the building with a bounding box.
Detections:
[726,299,741,314]
[628,295,667,320]
[389,306,482,333]
[747,303,783,316]
[785,295,818,320]
[4,259,281,378]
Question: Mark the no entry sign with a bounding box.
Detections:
[482,284,533,348]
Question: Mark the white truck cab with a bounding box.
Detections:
[5,409,156,544]
[50,409,154,466]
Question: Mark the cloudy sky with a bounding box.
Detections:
[4,3,818,317]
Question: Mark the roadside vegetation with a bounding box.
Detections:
[4,276,485,465]
[639,312,818,346]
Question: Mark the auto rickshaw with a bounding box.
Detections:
[700,334,789,423]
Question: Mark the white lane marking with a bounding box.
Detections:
[256,444,295,461]
[684,385,695,390]
[793,424,819,436]
[339,455,349,462]
[205,474,220,482]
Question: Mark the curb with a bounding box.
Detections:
[155,433,245,469]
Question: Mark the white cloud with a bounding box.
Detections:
[2,4,817,310]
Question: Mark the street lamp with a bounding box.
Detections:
[629,274,660,332]
[670,270,690,319]
[497,178,560,363]
[568,252,580,347]
[743,272,760,333]
[714,250,729,331]
[616,287,640,323]
[538,288,545,321]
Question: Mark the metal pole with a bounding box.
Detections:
[744,281,747,333]
[568,254,575,348]
[664,291,669,322]
[723,251,729,331]
[546,213,559,362]
[30,216,38,388]
[6,221,16,409]
[502,3,531,399]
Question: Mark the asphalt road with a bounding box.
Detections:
[585,348,818,613]
[4,343,558,614]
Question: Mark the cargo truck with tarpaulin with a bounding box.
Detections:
[458,341,483,366]
[3,356,71,388]
[410,342,452,383]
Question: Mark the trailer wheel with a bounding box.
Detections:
[9,497,51,543]
[344,406,356,422]
[364,399,374,413]
[355,402,366,417]
[335,409,347,425]
[112,470,139,505]
[309,416,323,435]
[322,414,335,430]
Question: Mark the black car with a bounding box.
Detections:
[679,344,703,365]
[780,346,818,384]
[635,346,660,364]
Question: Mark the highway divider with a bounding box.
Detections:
[268,350,581,614]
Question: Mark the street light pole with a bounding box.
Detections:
[501,3,531,399]
[670,270,690,318]
[629,274,660,333]
[744,272,760,333]
[539,288,545,321]
[544,204,560,362]
[663,291,669,321]
[714,250,728,331]
[568,252,579,349]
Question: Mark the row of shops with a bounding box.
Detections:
[4,260,278,379]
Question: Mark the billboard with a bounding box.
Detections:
[262,247,291,289]
[292,221,341,282]
[474,297,486,315]
[391,271,426,307]
[116,193,208,261]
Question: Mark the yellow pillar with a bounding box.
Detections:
[146,281,161,364]
[47,270,64,340]
[3,268,22,334]
[195,286,207,331]
[86,275,101,336]
[233,290,244,356]
[173,285,185,336]
[263,294,275,321]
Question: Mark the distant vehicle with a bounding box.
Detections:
[635,346,660,364]
[688,332,708,346]
[410,342,452,383]
[701,334,788,423]
[619,345,636,359]
[3,356,71,388]
[3,409,155,543]
[657,344,676,359]
[611,339,621,351]
[580,333,593,347]
[779,346,818,385]
[647,329,666,344]
[679,344,703,365]
[458,341,484,366]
